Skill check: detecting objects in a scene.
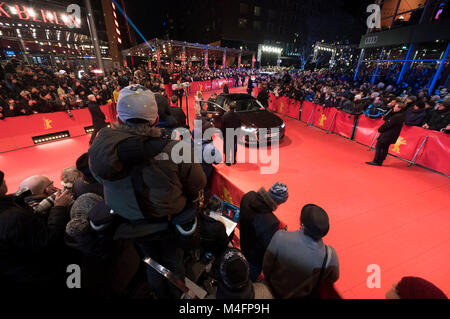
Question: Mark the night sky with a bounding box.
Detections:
[124,0,372,45]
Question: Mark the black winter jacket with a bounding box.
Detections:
[0,195,70,287]
[87,101,107,129]
[239,189,280,268]
[378,110,405,145]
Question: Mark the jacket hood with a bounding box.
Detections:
[88,125,162,181]
[256,188,278,212]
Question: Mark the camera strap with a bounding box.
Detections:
[143,257,207,299]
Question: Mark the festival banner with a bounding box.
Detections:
[415,130,450,176]
[312,106,338,130]
[331,110,356,139]
[268,94,278,112]
[300,101,316,123]
[388,126,428,161]
[190,80,211,94]
[211,79,220,90]
[353,115,384,146]
[210,170,289,245]
[276,97,301,119]
[0,104,115,153]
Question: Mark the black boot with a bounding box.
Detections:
[365,161,382,166]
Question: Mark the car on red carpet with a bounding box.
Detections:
[204,93,285,146]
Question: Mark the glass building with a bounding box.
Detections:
[355,0,450,94]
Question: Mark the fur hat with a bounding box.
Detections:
[70,193,103,219]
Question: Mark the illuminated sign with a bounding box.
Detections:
[364,36,378,45]
[0,2,81,28]
[261,45,282,54]
[5,49,15,55]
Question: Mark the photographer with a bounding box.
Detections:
[0,171,73,295]
[173,80,184,107]
[87,94,108,145]
[88,85,206,299]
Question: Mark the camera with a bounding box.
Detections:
[33,193,57,214]
[12,188,32,208]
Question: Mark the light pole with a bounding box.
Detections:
[85,0,104,71]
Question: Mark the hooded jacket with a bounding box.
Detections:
[239,188,280,269]
[378,110,405,145]
[88,125,206,239]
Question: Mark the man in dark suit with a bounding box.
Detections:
[257,84,270,109]
[247,77,254,96]
[366,102,406,166]
[221,102,242,166]
[87,95,107,145]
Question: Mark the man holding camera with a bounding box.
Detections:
[366,101,407,166]
[0,171,73,295]
[87,94,108,145]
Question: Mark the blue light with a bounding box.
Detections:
[112,0,154,52]
[5,50,15,56]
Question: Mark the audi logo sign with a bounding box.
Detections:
[365,36,378,45]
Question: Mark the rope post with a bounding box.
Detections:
[307,106,315,126]
[368,132,379,151]
[409,136,428,167]
[326,111,337,134]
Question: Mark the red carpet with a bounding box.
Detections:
[1,86,449,299]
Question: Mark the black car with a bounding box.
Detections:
[204,93,285,146]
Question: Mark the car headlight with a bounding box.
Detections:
[280,123,285,129]
[241,126,257,133]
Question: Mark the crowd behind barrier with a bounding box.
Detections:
[1,69,449,300]
[0,58,254,120]
[0,103,115,153]
[0,76,243,153]
[258,88,450,176]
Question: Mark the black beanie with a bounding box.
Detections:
[301,204,330,240]
[219,248,250,290]
[76,153,92,177]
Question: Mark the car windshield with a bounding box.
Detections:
[234,99,264,112]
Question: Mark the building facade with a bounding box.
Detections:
[355,0,450,94]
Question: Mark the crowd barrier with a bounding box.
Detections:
[0,103,115,153]
[171,78,238,96]
[266,97,450,176]
[0,77,241,153]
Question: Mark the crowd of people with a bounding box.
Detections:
[0,59,448,299]
[1,79,448,300]
[253,70,450,134]
[0,59,255,120]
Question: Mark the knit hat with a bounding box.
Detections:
[397,277,447,299]
[269,182,289,205]
[219,248,251,290]
[65,217,90,238]
[70,193,103,219]
[117,85,159,125]
[301,204,330,240]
